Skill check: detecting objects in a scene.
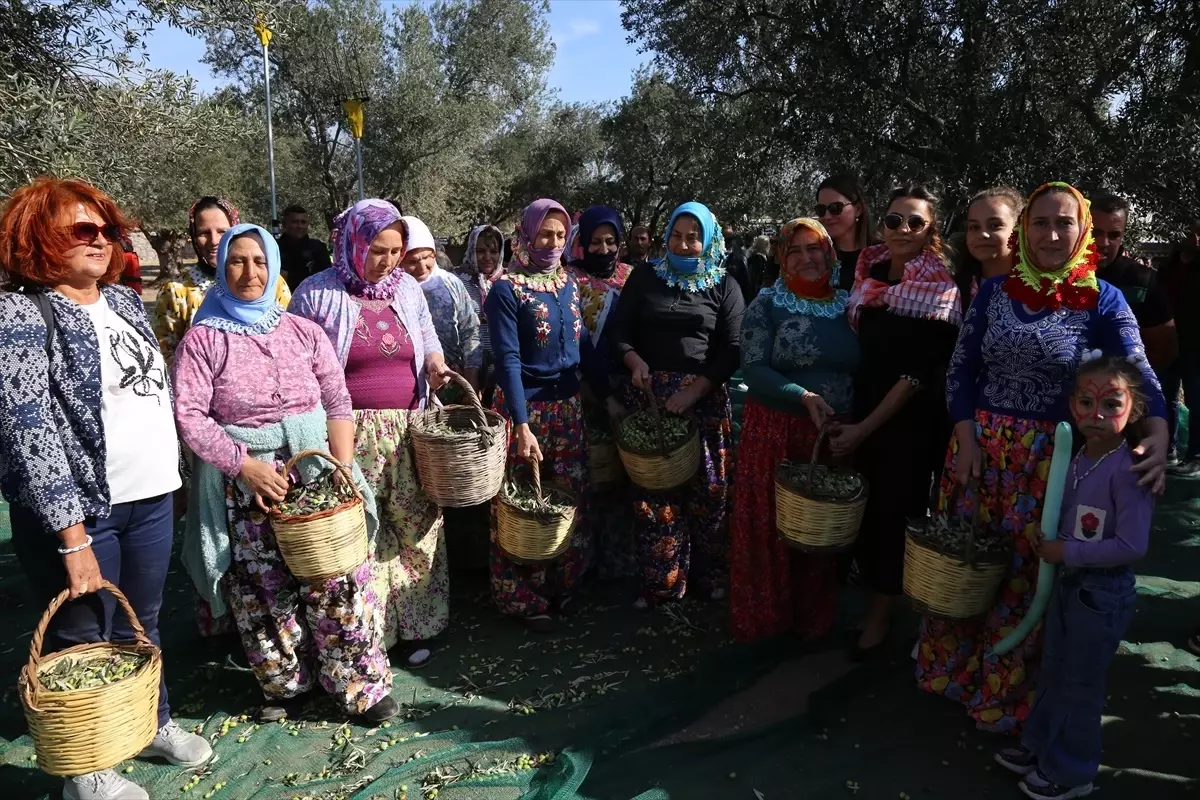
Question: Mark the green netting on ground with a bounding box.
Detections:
[0,405,1194,799]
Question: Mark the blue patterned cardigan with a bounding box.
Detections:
[0,284,162,534]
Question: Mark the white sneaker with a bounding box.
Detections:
[63,769,149,800]
[139,719,213,767]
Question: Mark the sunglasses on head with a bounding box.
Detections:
[69,221,121,244]
[815,201,851,218]
[883,213,928,232]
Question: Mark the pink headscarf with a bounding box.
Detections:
[511,198,570,273]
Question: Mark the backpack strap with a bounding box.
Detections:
[30,292,55,355]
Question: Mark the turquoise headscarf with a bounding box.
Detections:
[192,223,284,335]
[663,201,724,276]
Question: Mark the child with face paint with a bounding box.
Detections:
[996,354,1153,800]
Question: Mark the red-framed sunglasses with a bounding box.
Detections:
[69,221,122,244]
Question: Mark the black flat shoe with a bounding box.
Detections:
[257,691,311,723]
[359,695,399,724]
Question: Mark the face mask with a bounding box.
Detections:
[582,248,618,276]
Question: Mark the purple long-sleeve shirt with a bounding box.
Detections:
[1059,442,1153,569]
[172,313,352,477]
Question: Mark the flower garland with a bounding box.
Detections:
[653,256,725,293]
[573,261,632,295]
[763,280,849,319]
[506,264,568,293]
[1003,235,1100,312]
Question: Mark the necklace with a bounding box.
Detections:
[1070,441,1127,489]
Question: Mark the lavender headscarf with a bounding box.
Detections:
[332,199,407,299]
[511,198,570,274]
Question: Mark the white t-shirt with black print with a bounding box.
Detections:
[80,295,181,504]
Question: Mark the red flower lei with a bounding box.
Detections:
[1002,237,1101,312]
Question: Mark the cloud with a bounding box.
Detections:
[553,18,601,47]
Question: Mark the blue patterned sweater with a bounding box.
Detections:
[740,285,860,416]
[946,277,1167,424]
[0,285,161,534]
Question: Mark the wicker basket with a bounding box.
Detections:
[589,441,624,487]
[270,449,369,582]
[617,389,701,491]
[775,427,868,551]
[903,483,1010,620]
[20,580,162,776]
[411,371,507,507]
[496,458,577,563]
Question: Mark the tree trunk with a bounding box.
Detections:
[147,229,190,285]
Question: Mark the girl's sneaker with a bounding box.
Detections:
[994,745,1038,776]
[1019,768,1094,799]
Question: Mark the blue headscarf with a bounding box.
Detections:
[663,201,723,275]
[192,223,284,335]
[575,205,624,278]
[654,201,727,292]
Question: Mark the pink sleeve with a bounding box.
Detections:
[172,330,247,478]
[306,320,353,420]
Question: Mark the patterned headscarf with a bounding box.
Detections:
[331,199,407,299]
[776,217,836,298]
[1004,182,1100,311]
[654,201,727,293]
[192,224,283,335]
[188,196,240,274]
[846,243,962,331]
[574,205,624,279]
[511,198,570,273]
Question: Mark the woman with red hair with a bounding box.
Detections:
[0,178,211,799]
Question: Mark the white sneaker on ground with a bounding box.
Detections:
[139,719,213,767]
[63,769,149,800]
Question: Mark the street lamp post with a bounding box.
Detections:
[254,16,279,234]
[342,97,367,201]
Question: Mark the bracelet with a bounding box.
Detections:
[57,535,93,555]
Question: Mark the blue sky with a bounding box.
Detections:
[142,0,649,104]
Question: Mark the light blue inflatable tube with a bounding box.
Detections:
[990,421,1073,656]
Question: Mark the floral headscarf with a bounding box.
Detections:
[510,198,570,274]
[458,224,505,306]
[776,217,836,298]
[1004,182,1100,311]
[188,196,240,274]
[654,201,727,292]
[331,199,407,299]
[192,224,283,335]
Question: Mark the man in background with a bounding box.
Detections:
[1160,215,1200,476]
[626,224,653,267]
[279,204,331,292]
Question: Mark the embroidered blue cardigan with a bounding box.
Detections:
[0,285,162,534]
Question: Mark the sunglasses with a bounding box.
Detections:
[69,221,122,244]
[883,213,928,232]
[815,201,851,217]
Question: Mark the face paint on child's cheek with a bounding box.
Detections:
[1071,376,1131,438]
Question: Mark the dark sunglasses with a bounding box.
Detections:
[69,221,122,244]
[815,201,850,218]
[883,213,928,232]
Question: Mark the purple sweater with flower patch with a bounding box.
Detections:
[1058,443,1153,569]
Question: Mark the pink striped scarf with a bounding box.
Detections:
[847,243,962,331]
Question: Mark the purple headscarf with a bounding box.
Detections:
[511,198,570,273]
[332,198,408,299]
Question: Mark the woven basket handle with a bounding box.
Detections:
[803,423,828,490]
[444,369,488,429]
[26,579,150,696]
[528,455,542,503]
[279,448,364,503]
[639,383,670,457]
[949,478,984,566]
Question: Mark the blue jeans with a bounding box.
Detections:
[11,493,174,728]
[1022,567,1136,787]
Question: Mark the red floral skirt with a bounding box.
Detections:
[729,396,841,642]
